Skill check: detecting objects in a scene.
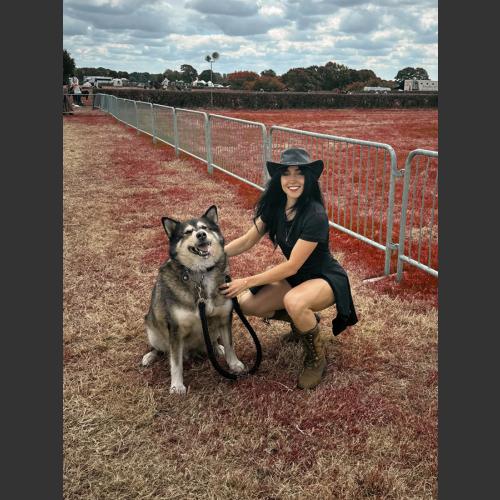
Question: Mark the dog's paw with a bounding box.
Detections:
[141,351,158,366]
[215,344,225,356]
[229,360,246,373]
[169,383,187,395]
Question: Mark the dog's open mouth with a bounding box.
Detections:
[189,241,212,258]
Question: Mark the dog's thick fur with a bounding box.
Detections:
[142,206,244,394]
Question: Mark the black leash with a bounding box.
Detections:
[198,277,262,380]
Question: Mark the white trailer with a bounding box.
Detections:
[83,76,114,88]
[404,79,438,91]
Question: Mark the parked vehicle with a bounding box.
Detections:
[83,76,114,88]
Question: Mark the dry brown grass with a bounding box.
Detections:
[64,108,437,499]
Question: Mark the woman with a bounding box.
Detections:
[220,147,358,390]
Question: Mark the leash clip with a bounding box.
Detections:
[196,273,206,304]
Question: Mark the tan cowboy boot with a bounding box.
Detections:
[297,322,326,389]
[272,310,321,343]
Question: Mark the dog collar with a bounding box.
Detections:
[181,265,216,282]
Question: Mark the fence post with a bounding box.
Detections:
[262,128,271,185]
[396,153,414,281]
[395,149,438,281]
[151,103,156,144]
[134,101,139,134]
[383,147,400,275]
[173,108,179,157]
[206,114,213,174]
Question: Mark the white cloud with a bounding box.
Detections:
[63,0,438,80]
[185,0,258,16]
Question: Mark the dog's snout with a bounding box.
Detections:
[196,230,207,241]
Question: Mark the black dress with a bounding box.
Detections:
[250,200,358,335]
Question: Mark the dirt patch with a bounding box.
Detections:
[64,109,437,499]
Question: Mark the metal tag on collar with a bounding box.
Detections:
[196,273,206,303]
[196,284,204,304]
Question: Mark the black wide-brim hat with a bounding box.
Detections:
[266,147,324,179]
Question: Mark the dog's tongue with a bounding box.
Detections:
[198,242,212,256]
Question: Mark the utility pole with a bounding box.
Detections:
[205,52,219,107]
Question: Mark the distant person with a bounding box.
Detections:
[81,81,92,103]
[70,76,82,106]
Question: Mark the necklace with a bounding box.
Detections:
[284,213,297,244]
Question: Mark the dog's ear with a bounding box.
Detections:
[203,205,218,225]
[161,217,179,238]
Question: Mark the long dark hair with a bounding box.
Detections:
[254,166,325,246]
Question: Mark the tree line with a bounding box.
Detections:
[64,49,429,92]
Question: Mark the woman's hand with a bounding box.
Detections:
[219,278,250,299]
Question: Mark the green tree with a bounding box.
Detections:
[318,61,352,90]
[129,72,152,84]
[198,70,222,83]
[63,49,76,85]
[180,64,198,83]
[163,69,182,82]
[260,69,276,77]
[281,67,321,91]
[350,68,377,83]
[395,67,429,88]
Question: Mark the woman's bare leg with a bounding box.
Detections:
[237,280,292,317]
[283,278,335,332]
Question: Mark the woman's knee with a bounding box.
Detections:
[283,291,307,315]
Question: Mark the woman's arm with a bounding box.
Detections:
[224,218,266,257]
[220,239,318,298]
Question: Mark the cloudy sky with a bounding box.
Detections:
[63,0,438,81]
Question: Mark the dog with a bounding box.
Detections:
[141,205,245,394]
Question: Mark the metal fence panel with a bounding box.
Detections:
[115,97,124,122]
[115,97,125,123]
[152,104,176,147]
[93,93,102,109]
[208,114,267,190]
[396,149,438,280]
[135,101,154,136]
[270,126,399,273]
[120,99,137,128]
[109,95,116,116]
[175,108,208,162]
[103,94,109,112]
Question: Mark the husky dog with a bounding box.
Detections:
[142,206,245,394]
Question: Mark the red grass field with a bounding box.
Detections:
[64,107,437,498]
[204,108,438,167]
